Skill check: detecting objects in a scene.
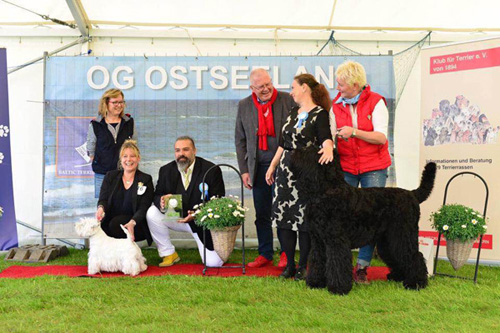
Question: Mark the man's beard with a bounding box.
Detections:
[176,155,193,170]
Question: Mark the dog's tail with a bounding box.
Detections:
[120,225,133,241]
[412,162,437,203]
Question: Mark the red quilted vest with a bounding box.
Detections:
[331,85,392,175]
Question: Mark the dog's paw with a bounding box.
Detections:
[306,278,327,289]
[124,268,142,276]
[403,278,428,290]
[327,284,352,296]
[387,271,405,282]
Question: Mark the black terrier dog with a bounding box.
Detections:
[290,146,436,295]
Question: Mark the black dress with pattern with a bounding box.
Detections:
[272,105,332,232]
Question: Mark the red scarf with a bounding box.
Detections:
[252,89,278,150]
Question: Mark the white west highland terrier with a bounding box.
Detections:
[75,218,147,276]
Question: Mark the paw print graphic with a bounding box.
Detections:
[0,152,4,164]
[0,125,9,138]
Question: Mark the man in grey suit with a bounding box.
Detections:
[235,68,295,268]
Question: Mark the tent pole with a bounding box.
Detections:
[65,0,91,37]
[41,51,48,246]
[8,36,90,75]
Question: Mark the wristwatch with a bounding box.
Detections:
[351,129,357,138]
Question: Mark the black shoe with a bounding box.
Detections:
[354,265,370,285]
[295,267,307,281]
[279,266,296,279]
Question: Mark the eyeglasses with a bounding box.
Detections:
[109,101,126,106]
[252,82,273,92]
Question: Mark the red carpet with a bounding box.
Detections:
[0,264,389,280]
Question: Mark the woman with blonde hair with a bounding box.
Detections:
[266,73,334,280]
[96,140,153,243]
[87,88,136,197]
[331,60,391,284]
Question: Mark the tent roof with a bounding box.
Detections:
[1,0,499,38]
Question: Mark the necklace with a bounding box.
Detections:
[123,172,135,185]
[123,176,134,185]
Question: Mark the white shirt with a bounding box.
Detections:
[329,99,389,138]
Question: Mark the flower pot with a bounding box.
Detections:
[210,225,241,263]
[446,238,475,271]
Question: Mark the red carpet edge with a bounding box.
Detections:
[0,264,390,279]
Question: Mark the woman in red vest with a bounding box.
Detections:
[331,61,391,284]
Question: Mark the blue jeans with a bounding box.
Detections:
[253,164,283,260]
[94,173,106,199]
[343,169,388,267]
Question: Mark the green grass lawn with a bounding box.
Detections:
[1,248,499,332]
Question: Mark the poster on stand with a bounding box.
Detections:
[419,37,500,262]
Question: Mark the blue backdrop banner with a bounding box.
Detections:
[43,56,396,238]
[0,48,18,250]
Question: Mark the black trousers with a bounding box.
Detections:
[101,215,147,241]
[253,164,284,260]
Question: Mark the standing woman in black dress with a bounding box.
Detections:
[87,88,136,198]
[96,140,153,244]
[265,74,333,280]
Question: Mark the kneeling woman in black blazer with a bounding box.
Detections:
[96,140,153,243]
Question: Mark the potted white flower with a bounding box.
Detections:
[193,196,247,262]
[430,204,487,270]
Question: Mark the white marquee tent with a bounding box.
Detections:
[1,0,499,245]
[2,0,500,36]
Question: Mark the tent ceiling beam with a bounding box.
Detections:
[0,28,492,44]
[328,0,338,27]
[65,0,91,36]
[1,21,500,34]
[90,22,500,34]
[81,30,496,43]
[82,30,427,42]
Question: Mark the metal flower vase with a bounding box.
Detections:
[210,225,241,263]
[446,239,475,271]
